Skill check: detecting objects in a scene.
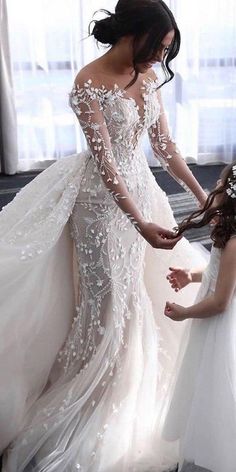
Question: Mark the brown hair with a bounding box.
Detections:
[176,162,236,248]
[90,0,180,88]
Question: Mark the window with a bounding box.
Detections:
[7,0,236,168]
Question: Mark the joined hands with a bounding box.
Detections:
[139,222,182,250]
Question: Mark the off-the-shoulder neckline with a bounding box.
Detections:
[72,76,159,96]
[70,77,160,124]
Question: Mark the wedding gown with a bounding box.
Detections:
[163,243,236,472]
[1,77,204,471]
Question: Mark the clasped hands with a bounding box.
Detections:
[139,222,182,250]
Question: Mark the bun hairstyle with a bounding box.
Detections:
[91,11,118,45]
[89,0,181,88]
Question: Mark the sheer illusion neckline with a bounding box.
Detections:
[114,77,159,123]
[72,77,159,124]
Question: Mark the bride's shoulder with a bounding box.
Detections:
[144,68,158,83]
[146,69,158,80]
[142,69,160,94]
[74,62,104,89]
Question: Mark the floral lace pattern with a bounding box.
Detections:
[57,78,161,374]
[2,77,202,472]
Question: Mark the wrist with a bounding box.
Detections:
[197,191,208,208]
[137,219,148,232]
[191,273,198,283]
[184,306,191,319]
[181,269,193,285]
[191,270,203,283]
[125,213,146,232]
[187,270,193,284]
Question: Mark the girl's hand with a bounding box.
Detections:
[139,222,182,250]
[167,267,192,291]
[164,302,188,321]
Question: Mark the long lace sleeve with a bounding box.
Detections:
[69,79,145,230]
[148,86,207,205]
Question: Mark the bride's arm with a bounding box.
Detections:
[148,83,207,207]
[70,76,181,250]
[70,78,145,231]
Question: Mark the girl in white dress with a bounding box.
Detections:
[1,1,207,471]
[164,162,236,472]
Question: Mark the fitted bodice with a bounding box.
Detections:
[69,78,161,177]
[68,75,184,224]
[70,79,160,146]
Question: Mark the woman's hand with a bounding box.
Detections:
[139,222,182,250]
[167,267,192,292]
[164,301,188,321]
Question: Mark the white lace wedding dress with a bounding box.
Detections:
[1,77,203,471]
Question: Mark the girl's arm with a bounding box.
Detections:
[167,266,205,292]
[148,72,207,207]
[165,238,236,320]
[190,267,204,283]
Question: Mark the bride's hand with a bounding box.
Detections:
[139,222,182,250]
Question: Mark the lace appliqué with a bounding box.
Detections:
[69,78,160,230]
[148,87,199,201]
[0,155,88,260]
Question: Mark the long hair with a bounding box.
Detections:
[89,0,180,88]
[176,162,236,249]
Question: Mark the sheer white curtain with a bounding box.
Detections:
[6,0,236,168]
[162,0,236,165]
[0,0,18,174]
[6,0,116,170]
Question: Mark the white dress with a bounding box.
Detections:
[163,245,236,472]
[1,77,203,471]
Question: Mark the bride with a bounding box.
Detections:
[1,0,207,470]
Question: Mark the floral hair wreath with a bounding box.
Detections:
[226,165,236,199]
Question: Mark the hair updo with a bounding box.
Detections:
[89,0,180,87]
[92,11,119,45]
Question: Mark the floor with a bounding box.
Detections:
[0,164,223,208]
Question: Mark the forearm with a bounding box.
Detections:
[167,155,207,205]
[100,163,182,250]
[99,168,145,230]
[148,88,207,205]
[185,294,225,319]
[190,266,205,283]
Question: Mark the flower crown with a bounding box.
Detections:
[226,165,236,199]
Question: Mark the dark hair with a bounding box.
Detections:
[176,162,236,249]
[90,0,180,88]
